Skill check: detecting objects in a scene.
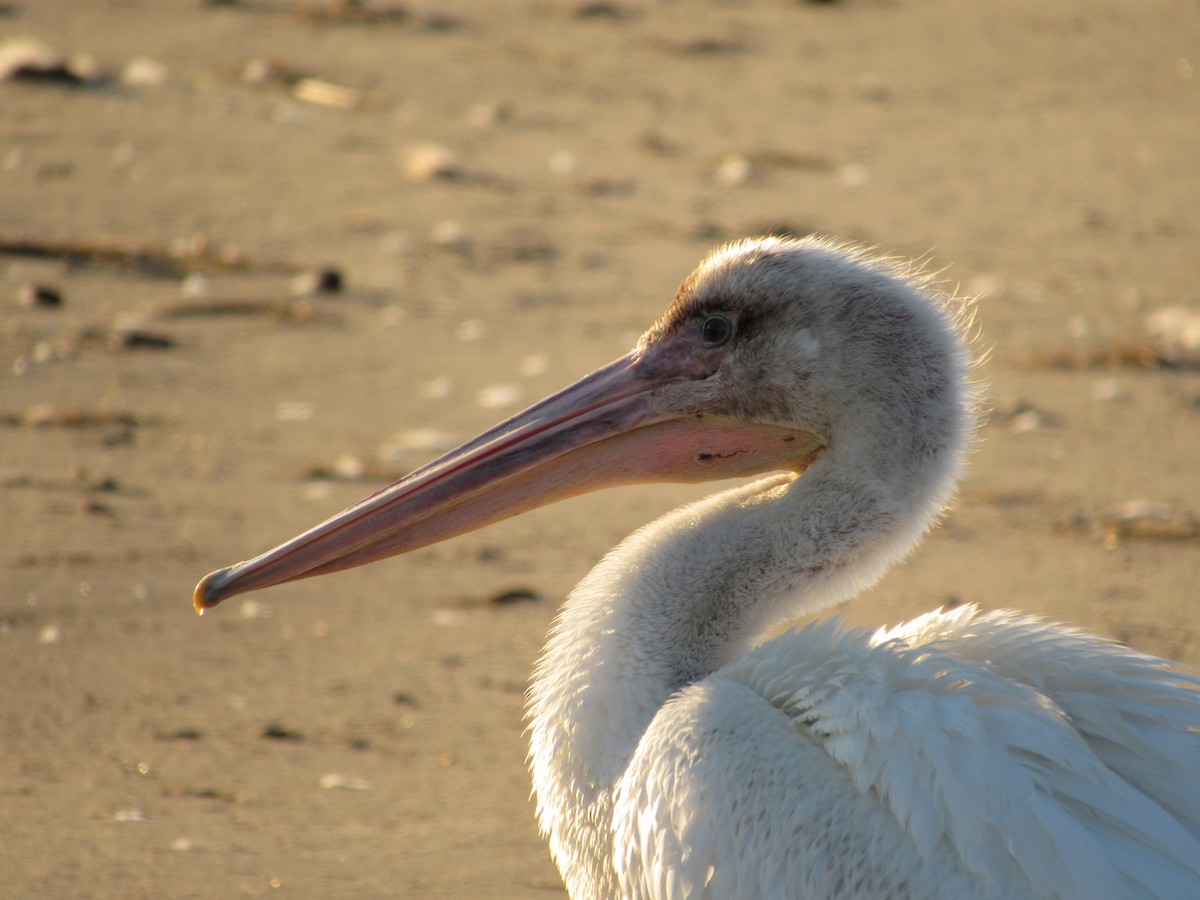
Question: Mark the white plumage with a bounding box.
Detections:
[196,237,1200,899]
[667,607,1200,899]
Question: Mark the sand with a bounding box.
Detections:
[2,0,1198,896]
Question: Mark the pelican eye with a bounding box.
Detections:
[700,314,734,347]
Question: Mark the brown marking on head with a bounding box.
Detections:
[641,239,788,347]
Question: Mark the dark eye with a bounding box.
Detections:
[700,314,733,347]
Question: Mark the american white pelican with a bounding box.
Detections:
[195,237,1200,899]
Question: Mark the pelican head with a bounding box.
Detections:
[194,236,969,611]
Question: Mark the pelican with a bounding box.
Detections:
[195,237,1200,899]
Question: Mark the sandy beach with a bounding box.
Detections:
[2,1,1198,896]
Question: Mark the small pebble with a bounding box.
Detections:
[432,609,465,627]
[573,1,635,19]
[240,57,298,87]
[995,400,1060,433]
[402,143,463,182]
[1009,409,1048,434]
[1146,307,1200,351]
[549,150,577,175]
[290,268,343,296]
[835,163,871,188]
[17,283,62,308]
[157,727,204,741]
[303,482,333,501]
[715,153,753,187]
[82,497,115,516]
[121,56,167,86]
[1092,378,1123,401]
[378,427,453,459]
[319,773,373,791]
[261,723,304,742]
[965,274,1003,299]
[1115,499,1176,521]
[303,455,373,483]
[520,354,549,377]
[466,101,512,128]
[419,376,452,399]
[332,453,367,479]
[180,273,210,297]
[239,599,272,619]
[111,330,176,351]
[489,587,541,605]
[431,220,471,253]
[292,77,361,109]
[0,39,102,86]
[477,383,522,409]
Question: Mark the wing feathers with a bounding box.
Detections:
[617,606,1200,898]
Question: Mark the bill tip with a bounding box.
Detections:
[193,567,233,614]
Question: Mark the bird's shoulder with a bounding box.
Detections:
[614,605,1200,900]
